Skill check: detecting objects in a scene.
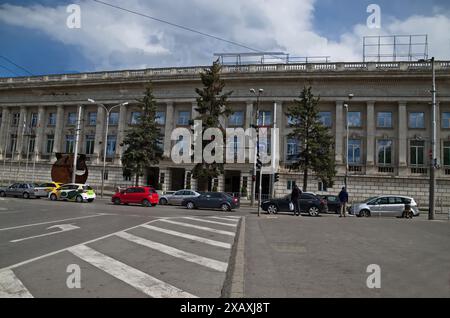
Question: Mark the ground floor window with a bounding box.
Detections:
[348,139,361,164]
[287,180,296,190]
[65,135,74,153]
[85,135,95,155]
[377,139,392,165]
[46,135,54,154]
[443,141,450,166]
[410,140,425,166]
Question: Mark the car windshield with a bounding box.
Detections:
[83,186,93,191]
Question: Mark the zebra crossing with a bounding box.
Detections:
[0,215,242,298]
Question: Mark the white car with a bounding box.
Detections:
[159,189,201,206]
[49,183,96,203]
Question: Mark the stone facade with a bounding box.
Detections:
[0,61,450,205]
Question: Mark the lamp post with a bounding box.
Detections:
[419,57,437,220]
[88,99,129,198]
[343,103,349,189]
[250,88,264,216]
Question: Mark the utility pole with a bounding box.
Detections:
[250,88,264,209]
[72,105,82,184]
[430,57,437,220]
[270,101,278,199]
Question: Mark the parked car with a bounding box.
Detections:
[0,183,41,199]
[320,195,342,214]
[159,189,201,206]
[112,186,159,207]
[33,182,63,198]
[349,195,420,217]
[49,183,96,203]
[182,192,239,212]
[261,193,327,216]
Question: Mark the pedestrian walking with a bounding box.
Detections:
[291,184,302,216]
[338,187,349,217]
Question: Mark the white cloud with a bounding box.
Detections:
[0,0,449,71]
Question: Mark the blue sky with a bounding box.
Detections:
[0,0,449,77]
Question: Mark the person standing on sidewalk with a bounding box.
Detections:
[291,184,302,216]
[338,187,349,217]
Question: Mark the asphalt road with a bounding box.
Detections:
[0,197,246,298]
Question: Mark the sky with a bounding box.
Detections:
[0,0,449,77]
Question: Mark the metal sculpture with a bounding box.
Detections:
[51,153,89,184]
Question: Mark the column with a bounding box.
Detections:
[335,101,345,165]
[274,101,283,167]
[93,105,105,164]
[245,101,254,163]
[0,107,10,160]
[115,103,128,164]
[398,102,408,175]
[163,102,174,158]
[53,105,64,156]
[366,101,375,174]
[192,101,199,121]
[218,174,225,192]
[190,174,198,191]
[16,106,28,159]
[35,106,46,161]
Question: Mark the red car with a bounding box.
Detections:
[112,186,159,207]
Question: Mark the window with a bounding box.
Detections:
[85,135,95,155]
[67,112,77,125]
[258,111,272,126]
[318,112,332,127]
[30,113,38,128]
[230,135,241,157]
[106,135,117,157]
[176,135,186,155]
[442,112,450,129]
[46,135,54,154]
[348,112,362,128]
[28,137,35,154]
[9,135,17,153]
[443,141,450,166]
[12,113,20,126]
[377,112,392,128]
[109,112,119,125]
[155,111,166,125]
[287,138,299,156]
[348,139,361,164]
[65,135,75,153]
[409,112,425,129]
[88,112,97,126]
[287,180,296,190]
[229,111,244,126]
[48,113,56,126]
[131,112,141,125]
[287,115,299,127]
[0,112,2,128]
[410,140,425,166]
[177,111,190,125]
[259,135,271,155]
[377,140,392,165]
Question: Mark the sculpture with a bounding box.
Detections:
[51,153,89,184]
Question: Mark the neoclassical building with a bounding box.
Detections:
[0,61,449,205]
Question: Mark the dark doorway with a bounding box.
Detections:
[255,172,271,200]
[171,168,185,191]
[225,171,241,195]
[146,167,160,188]
[197,176,213,192]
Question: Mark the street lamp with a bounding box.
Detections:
[418,57,437,220]
[250,88,264,216]
[88,99,129,198]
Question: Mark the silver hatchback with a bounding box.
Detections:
[159,189,201,206]
[350,195,420,217]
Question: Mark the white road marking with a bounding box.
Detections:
[0,214,105,232]
[68,245,196,298]
[208,216,239,223]
[182,217,237,227]
[116,231,228,272]
[10,224,80,243]
[157,219,235,237]
[140,224,231,249]
[220,216,241,219]
[0,269,33,298]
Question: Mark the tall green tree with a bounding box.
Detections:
[286,86,336,191]
[192,60,233,191]
[122,84,163,186]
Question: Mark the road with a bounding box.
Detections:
[0,197,245,298]
[0,197,449,298]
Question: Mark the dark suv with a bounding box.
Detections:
[261,193,327,216]
[182,192,240,212]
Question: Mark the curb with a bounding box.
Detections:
[221,217,245,298]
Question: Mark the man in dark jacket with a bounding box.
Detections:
[291,184,302,216]
[338,187,349,217]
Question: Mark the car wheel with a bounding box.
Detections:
[221,204,230,212]
[50,194,57,201]
[159,198,168,205]
[142,199,150,207]
[360,209,371,217]
[0,191,5,197]
[186,202,195,210]
[308,206,320,217]
[23,192,30,199]
[113,198,121,205]
[267,204,278,214]
[76,195,84,203]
